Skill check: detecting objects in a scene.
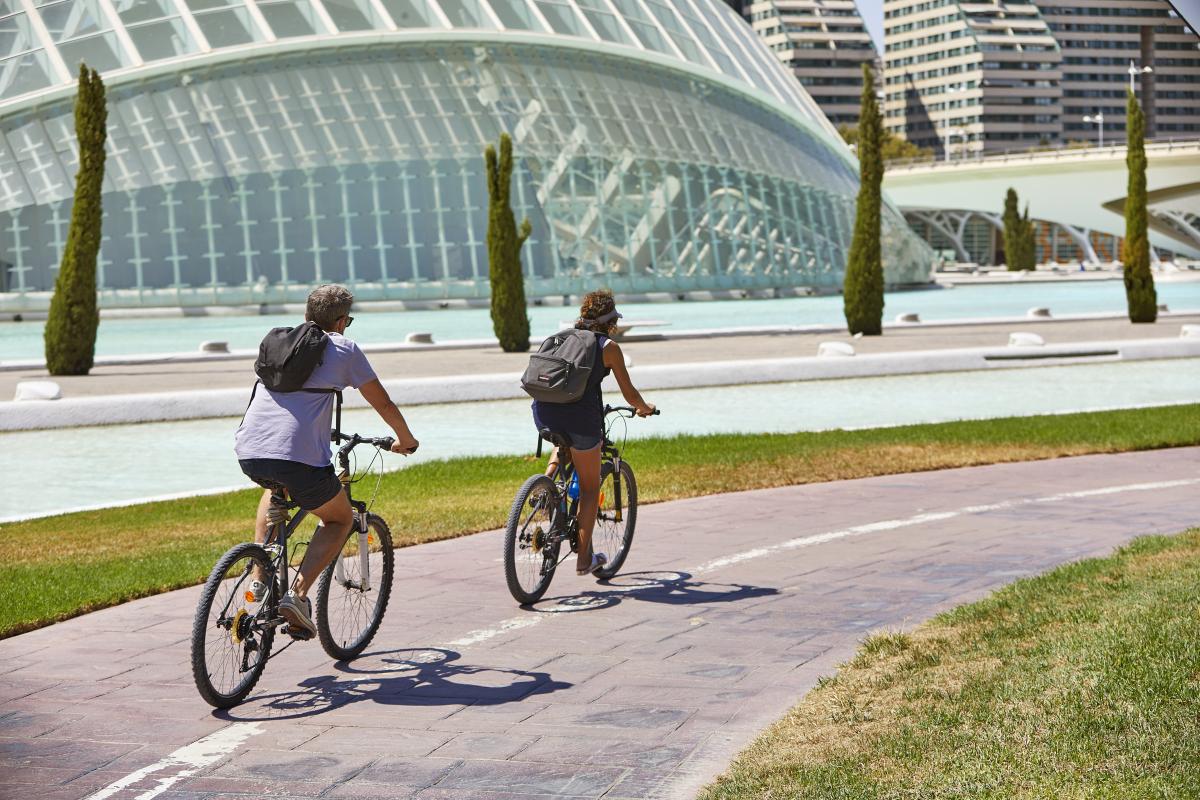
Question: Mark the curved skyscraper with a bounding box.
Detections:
[0,0,933,310]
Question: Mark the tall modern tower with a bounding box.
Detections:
[883,0,1064,157]
[1038,0,1200,143]
[743,0,878,128]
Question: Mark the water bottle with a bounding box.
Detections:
[567,472,580,500]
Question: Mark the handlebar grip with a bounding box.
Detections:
[651,408,661,415]
[378,437,395,451]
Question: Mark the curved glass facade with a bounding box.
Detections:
[0,0,933,307]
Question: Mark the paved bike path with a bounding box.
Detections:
[2,448,1198,800]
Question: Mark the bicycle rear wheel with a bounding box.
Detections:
[593,460,637,580]
[504,474,561,605]
[315,514,394,661]
[191,543,276,708]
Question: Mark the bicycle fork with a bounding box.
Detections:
[333,512,372,592]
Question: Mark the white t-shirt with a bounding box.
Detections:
[234,332,378,467]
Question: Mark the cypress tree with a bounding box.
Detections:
[843,63,883,336]
[44,65,107,375]
[1122,89,1156,323]
[1002,188,1021,271]
[1019,204,1037,270]
[485,133,532,352]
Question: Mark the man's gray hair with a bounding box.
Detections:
[306,284,354,330]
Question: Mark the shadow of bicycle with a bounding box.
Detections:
[525,570,779,614]
[215,647,571,722]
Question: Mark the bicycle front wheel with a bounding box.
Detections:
[191,543,276,708]
[315,514,394,661]
[504,474,561,605]
[593,460,637,580]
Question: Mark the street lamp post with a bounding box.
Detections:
[1128,59,1152,94]
[1082,112,1104,148]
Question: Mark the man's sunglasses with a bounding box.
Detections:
[342,315,354,328]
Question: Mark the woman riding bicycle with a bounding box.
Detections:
[531,290,655,576]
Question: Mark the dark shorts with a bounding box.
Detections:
[239,458,341,511]
[531,403,602,452]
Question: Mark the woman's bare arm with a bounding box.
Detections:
[603,342,655,416]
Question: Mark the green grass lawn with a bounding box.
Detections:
[2,403,1198,638]
[698,529,1200,799]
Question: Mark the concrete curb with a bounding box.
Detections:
[3,336,1197,432]
[3,309,1197,372]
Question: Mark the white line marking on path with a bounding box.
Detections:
[692,478,1200,574]
[83,722,264,800]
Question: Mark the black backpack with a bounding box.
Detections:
[255,321,328,391]
[247,322,343,439]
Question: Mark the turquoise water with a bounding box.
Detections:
[3,279,1199,361]
[2,357,1197,522]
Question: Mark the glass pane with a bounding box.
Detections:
[1,11,37,60]
[488,0,543,31]
[436,0,496,29]
[574,0,634,46]
[56,31,125,72]
[38,0,110,42]
[185,0,238,10]
[608,0,670,54]
[257,0,322,38]
[379,0,443,27]
[0,49,54,100]
[127,17,199,61]
[0,1,23,15]
[533,0,587,36]
[113,0,175,24]
[193,7,261,46]
[321,0,379,32]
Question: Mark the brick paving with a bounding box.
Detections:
[1,448,1197,800]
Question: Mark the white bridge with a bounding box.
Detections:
[883,140,1200,264]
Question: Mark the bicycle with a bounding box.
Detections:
[191,432,397,708]
[503,404,659,605]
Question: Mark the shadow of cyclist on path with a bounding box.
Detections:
[214,647,570,722]
[526,570,779,615]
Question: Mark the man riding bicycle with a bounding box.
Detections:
[234,284,419,640]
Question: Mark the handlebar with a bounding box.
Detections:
[334,432,407,457]
[604,405,661,418]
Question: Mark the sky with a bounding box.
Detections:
[858,0,885,53]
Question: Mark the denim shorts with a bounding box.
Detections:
[239,458,341,511]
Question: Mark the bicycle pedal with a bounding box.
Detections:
[283,625,315,641]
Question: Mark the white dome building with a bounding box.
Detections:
[0,0,933,309]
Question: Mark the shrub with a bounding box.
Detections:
[1122,90,1157,323]
[843,64,884,336]
[44,65,107,375]
[484,133,533,352]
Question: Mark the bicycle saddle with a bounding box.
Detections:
[538,428,572,449]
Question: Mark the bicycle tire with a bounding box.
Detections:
[593,460,637,580]
[191,542,276,709]
[504,474,561,605]
[315,514,394,661]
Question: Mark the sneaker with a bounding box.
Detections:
[247,580,267,603]
[279,593,317,640]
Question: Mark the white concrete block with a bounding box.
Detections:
[405,332,434,344]
[14,381,61,401]
[199,340,229,353]
[1009,332,1045,347]
[1026,307,1052,318]
[895,312,920,323]
[818,341,855,357]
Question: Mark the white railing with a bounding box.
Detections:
[884,137,1200,172]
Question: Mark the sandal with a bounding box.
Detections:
[577,552,607,576]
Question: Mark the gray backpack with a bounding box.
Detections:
[521,329,599,403]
